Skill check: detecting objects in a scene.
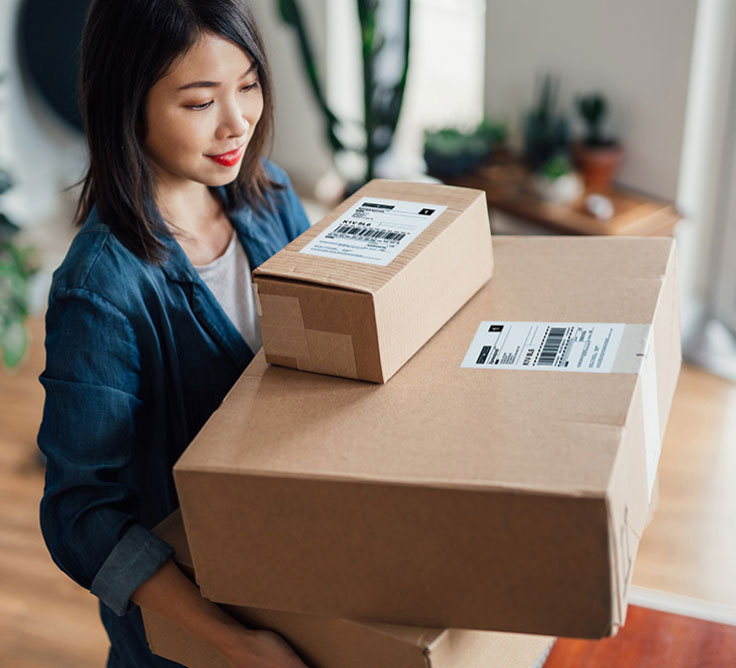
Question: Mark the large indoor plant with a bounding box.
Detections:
[277,0,411,186]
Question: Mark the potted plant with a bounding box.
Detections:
[532,153,583,205]
[573,92,623,192]
[522,74,570,173]
[423,117,508,177]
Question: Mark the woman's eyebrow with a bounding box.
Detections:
[177,63,258,91]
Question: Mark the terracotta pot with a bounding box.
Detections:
[572,142,624,192]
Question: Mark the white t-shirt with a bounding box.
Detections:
[194,230,262,353]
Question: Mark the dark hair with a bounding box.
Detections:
[75,0,279,263]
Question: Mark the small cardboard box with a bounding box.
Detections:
[142,510,554,668]
[176,236,681,639]
[253,179,492,382]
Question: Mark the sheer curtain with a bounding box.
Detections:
[680,0,736,382]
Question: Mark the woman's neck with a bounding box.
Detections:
[155,179,219,238]
[154,177,234,265]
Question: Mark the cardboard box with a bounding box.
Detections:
[176,236,681,639]
[253,179,492,382]
[142,510,554,668]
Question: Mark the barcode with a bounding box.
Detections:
[537,327,567,366]
[476,345,491,365]
[329,224,406,243]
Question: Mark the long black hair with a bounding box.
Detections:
[75,0,278,263]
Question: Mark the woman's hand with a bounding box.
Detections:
[222,628,309,668]
[131,560,309,667]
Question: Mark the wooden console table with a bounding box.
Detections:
[441,159,680,237]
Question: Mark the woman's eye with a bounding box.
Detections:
[187,101,213,111]
[241,81,259,92]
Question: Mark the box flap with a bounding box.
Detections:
[179,237,675,496]
[253,180,486,294]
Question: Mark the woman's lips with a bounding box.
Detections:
[206,144,245,167]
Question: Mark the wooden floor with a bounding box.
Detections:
[0,317,108,667]
[546,605,736,667]
[632,361,736,606]
[1,317,735,666]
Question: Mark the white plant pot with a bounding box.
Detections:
[533,172,583,204]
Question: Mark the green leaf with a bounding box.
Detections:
[278,0,299,25]
[1,319,27,369]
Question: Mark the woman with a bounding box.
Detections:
[37,1,310,665]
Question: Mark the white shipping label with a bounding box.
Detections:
[299,197,447,266]
[461,321,654,374]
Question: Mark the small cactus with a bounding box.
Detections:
[576,93,610,147]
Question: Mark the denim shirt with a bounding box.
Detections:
[37,161,310,667]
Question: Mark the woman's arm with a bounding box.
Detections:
[131,560,308,667]
[39,288,308,666]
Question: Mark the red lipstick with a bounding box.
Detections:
[206,144,245,167]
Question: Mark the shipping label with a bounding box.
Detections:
[299,197,446,266]
[461,321,654,374]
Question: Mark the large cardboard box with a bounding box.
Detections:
[176,236,681,639]
[253,180,492,382]
[142,510,554,668]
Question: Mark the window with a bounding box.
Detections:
[326,0,486,177]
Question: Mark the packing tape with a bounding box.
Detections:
[252,283,262,316]
[258,294,310,358]
[300,329,358,379]
[259,293,358,378]
[612,324,661,502]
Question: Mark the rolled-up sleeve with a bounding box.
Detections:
[38,287,173,616]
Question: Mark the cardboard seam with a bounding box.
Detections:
[174,466,607,497]
[558,418,626,429]
[254,273,374,295]
[351,624,443,650]
[367,292,387,382]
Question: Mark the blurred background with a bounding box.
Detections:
[1,0,735,665]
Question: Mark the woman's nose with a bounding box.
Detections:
[217,97,250,139]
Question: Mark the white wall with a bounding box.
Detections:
[484,0,698,200]
[250,0,333,189]
[0,0,86,233]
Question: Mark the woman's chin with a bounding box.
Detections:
[206,159,248,183]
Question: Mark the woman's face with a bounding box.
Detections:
[144,31,264,191]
